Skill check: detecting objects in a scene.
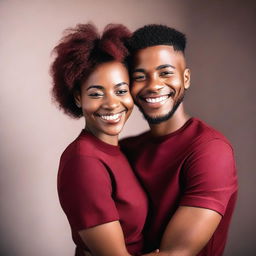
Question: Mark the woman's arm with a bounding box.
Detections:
[79,221,160,256]
[60,156,132,256]
[79,221,132,256]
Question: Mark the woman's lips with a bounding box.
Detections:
[95,110,126,124]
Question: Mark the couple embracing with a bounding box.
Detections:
[51,23,238,256]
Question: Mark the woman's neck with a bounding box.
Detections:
[84,126,119,146]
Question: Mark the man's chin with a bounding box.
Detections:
[143,111,173,125]
[136,92,185,125]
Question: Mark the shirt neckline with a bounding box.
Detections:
[79,129,121,155]
[149,117,196,143]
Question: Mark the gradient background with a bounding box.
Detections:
[1,0,255,255]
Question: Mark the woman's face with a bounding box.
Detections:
[75,61,133,144]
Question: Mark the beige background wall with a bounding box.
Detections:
[0,0,255,255]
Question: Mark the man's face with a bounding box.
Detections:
[131,45,190,124]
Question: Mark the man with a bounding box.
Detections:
[121,24,238,256]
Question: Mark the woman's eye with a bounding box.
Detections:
[116,89,128,95]
[88,92,103,97]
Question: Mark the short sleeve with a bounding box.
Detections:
[58,155,119,231]
[180,139,238,216]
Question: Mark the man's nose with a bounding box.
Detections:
[145,74,164,92]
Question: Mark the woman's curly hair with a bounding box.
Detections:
[50,23,131,118]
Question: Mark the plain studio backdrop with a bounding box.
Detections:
[0,0,255,255]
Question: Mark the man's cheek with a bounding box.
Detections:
[131,84,139,98]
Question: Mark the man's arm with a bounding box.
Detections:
[157,206,221,256]
[156,139,236,256]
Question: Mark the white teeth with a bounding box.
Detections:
[145,95,168,103]
[100,113,122,121]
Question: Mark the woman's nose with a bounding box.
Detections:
[102,94,120,110]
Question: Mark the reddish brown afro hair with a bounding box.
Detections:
[50,23,131,118]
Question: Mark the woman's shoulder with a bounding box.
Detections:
[61,134,100,161]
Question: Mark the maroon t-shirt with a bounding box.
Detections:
[121,118,238,256]
[57,130,148,255]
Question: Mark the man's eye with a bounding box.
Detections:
[160,71,173,76]
[133,75,145,81]
[116,89,128,95]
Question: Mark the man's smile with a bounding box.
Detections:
[138,92,174,107]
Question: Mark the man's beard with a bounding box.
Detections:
[137,92,185,125]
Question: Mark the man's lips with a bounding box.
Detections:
[139,92,174,104]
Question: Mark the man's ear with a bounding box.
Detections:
[184,68,191,90]
[73,90,81,108]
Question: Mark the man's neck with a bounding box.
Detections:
[149,105,191,137]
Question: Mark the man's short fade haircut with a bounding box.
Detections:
[128,24,186,53]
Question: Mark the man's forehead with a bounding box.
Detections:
[132,45,185,70]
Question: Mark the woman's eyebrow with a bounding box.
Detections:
[86,85,104,91]
[115,82,128,88]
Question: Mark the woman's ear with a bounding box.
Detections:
[184,68,191,90]
[73,90,81,108]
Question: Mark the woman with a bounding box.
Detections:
[51,23,154,256]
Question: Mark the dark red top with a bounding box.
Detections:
[57,130,148,255]
[121,118,238,256]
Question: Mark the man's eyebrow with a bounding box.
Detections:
[132,65,175,73]
[132,68,145,73]
[86,85,104,91]
[156,64,175,70]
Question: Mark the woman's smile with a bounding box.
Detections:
[95,110,126,123]
[74,61,134,145]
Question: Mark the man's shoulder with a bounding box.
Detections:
[192,118,232,146]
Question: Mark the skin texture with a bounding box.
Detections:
[131,45,222,256]
[74,61,134,146]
